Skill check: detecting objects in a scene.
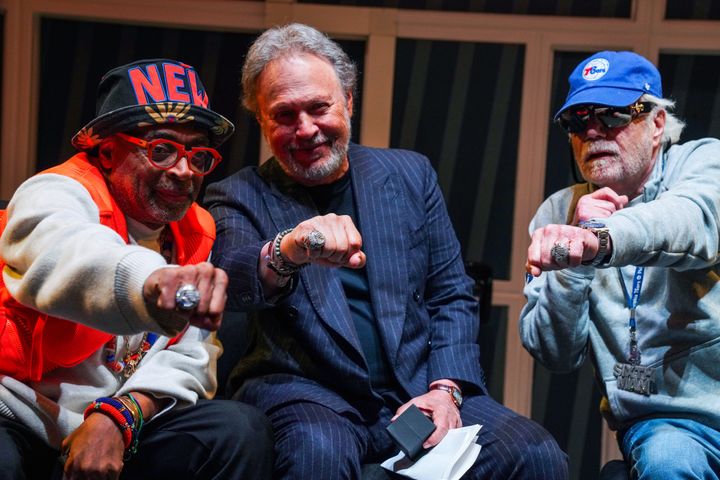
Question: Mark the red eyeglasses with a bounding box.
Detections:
[115,132,222,176]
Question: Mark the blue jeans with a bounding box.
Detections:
[622,418,720,479]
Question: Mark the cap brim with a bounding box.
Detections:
[554,87,645,120]
[71,103,235,151]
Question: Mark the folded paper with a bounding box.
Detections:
[381,424,482,480]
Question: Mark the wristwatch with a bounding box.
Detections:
[578,220,610,266]
[430,384,463,408]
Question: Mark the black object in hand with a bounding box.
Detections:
[386,404,437,461]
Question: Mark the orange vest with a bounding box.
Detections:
[0,153,215,382]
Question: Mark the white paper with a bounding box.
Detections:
[380,424,482,480]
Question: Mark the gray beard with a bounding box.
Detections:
[282,118,351,183]
[283,140,348,183]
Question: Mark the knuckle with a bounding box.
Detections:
[216,268,229,283]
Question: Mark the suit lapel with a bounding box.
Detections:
[260,159,362,355]
[350,145,408,364]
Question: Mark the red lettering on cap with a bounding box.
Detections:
[164,63,191,103]
[128,65,167,104]
[187,70,209,108]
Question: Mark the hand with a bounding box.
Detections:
[281,214,366,269]
[61,412,125,480]
[526,224,601,277]
[572,187,628,225]
[392,389,461,449]
[143,262,228,332]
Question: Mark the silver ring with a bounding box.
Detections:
[175,284,200,311]
[550,240,570,265]
[303,230,326,251]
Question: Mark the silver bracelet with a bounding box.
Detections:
[266,229,304,277]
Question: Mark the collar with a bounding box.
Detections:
[126,215,164,251]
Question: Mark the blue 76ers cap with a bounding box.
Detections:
[554,51,663,120]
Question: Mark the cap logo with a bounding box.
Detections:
[127,62,209,108]
[582,58,610,81]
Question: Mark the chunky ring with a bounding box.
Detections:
[303,230,326,251]
[550,240,570,266]
[175,284,200,311]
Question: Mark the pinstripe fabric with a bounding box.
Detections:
[460,395,568,479]
[268,394,567,480]
[205,144,566,479]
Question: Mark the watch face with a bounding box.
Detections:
[452,390,463,407]
[580,220,606,229]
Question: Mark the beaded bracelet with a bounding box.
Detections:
[100,397,135,425]
[267,229,305,277]
[83,400,134,450]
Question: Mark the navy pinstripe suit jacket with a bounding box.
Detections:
[205,143,486,421]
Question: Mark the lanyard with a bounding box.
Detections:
[617,266,645,365]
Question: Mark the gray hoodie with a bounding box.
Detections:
[520,138,720,432]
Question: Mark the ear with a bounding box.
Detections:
[651,108,666,148]
[346,91,354,118]
[97,139,115,170]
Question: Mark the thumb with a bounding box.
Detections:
[347,251,366,269]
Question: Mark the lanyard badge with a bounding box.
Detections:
[613,267,656,396]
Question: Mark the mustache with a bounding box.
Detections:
[585,141,620,157]
[156,180,194,196]
[288,133,331,150]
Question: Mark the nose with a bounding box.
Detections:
[295,112,319,138]
[583,115,607,139]
[167,155,195,180]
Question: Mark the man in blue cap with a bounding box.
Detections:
[0,59,272,479]
[521,50,720,478]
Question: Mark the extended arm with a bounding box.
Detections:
[1,174,224,335]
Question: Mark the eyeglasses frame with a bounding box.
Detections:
[114,132,222,176]
[557,101,655,134]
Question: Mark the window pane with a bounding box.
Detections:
[298,0,631,17]
[666,0,720,19]
[659,52,720,141]
[391,39,524,280]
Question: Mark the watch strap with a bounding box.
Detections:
[430,383,462,407]
[579,221,610,266]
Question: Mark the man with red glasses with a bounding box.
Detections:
[521,50,720,478]
[0,59,272,479]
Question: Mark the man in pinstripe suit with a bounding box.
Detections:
[205,23,567,479]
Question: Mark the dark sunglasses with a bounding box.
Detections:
[557,101,654,134]
[115,132,222,176]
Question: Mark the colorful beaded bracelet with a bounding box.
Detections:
[83,400,134,450]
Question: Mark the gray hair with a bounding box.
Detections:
[241,23,358,113]
[641,93,685,145]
